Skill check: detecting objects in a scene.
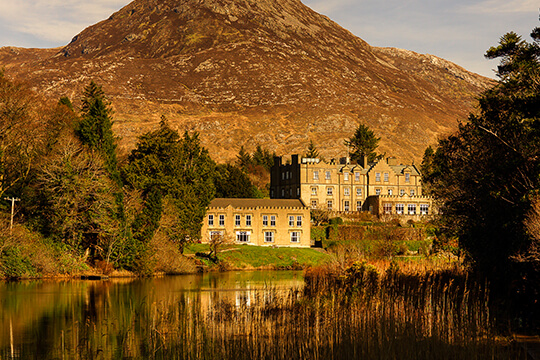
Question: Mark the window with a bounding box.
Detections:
[289,215,295,227]
[388,189,393,196]
[263,215,268,226]
[325,171,331,180]
[375,188,381,195]
[375,172,381,182]
[235,215,241,227]
[313,170,319,180]
[356,188,362,196]
[327,200,333,210]
[297,187,300,196]
[355,172,360,181]
[208,215,214,226]
[327,187,333,196]
[405,173,410,183]
[281,189,285,197]
[400,189,405,196]
[396,204,404,215]
[219,215,225,226]
[236,231,250,243]
[297,216,302,227]
[408,204,417,215]
[246,215,252,227]
[344,172,349,181]
[410,189,415,196]
[290,232,300,243]
[264,231,274,243]
[383,203,392,214]
[420,204,429,215]
[384,172,389,182]
[344,201,350,212]
[270,215,276,226]
[311,187,317,196]
[210,231,223,241]
[356,201,362,212]
[311,200,317,209]
[282,172,285,180]
[344,188,350,196]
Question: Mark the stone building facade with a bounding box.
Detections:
[270,155,434,220]
[201,198,311,247]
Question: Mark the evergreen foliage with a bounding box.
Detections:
[214,164,260,198]
[305,140,320,159]
[345,124,380,163]
[427,20,540,326]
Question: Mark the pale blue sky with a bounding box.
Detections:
[0,0,538,78]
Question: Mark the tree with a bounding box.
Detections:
[345,124,380,163]
[420,146,435,194]
[123,120,216,252]
[305,140,320,159]
[427,20,540,320]
[0,70,43,200]
[236,146,252,170]
[75,81,119,181]
[214,164,260,198]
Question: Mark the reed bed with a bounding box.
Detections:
[46,264,524,359]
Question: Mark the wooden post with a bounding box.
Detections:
[4,197,20,233]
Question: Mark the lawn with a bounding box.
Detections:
[185,243,331,269]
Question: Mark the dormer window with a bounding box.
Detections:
[375,172,381,182]
[405,173,410,183]
[344,172,349,181]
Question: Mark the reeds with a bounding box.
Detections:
[46,265,524,359]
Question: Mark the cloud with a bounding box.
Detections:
[0,0,129,45]
[460,0,539,14]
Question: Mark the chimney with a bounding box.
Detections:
[387,157,398,166]
[273,156,282,167]
[360,156,368,168]
[291,154,299,165]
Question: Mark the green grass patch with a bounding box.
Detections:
[185,243,331,269]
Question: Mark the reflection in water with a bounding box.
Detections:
[0,271,303,359]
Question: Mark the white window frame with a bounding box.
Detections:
[264,231,274,243]
[388,189,393,196]
[290,231,300,243]
[313,170,319,180]
[375,172,381,182]
[375,189,381,195]
[236,231,250,243]
[210,231,223,242]
[384,172,389,182]
[325,171,331,180]
[311,187,317,196]
[246,215,252,227]
[235,214,241,227]
[344,188,350,196]
[297,216,302,227]
[344,201,350,212]
[420,204,429,215]
[410,189,415,196]
[356,188,362,196]
[356,201,362,212]
[311,200,317,209]
[383,203,392,214]
[219,215,225,226]
[400,189,405,196]
[208,214,214,226]
[405,173,410,183]
[327,200,333,210]
[396,204,404,215]
[355,172,360,181]
[344,172,349,181]
[270,215,276,226]
[408,204,417,215]
[327,187,333,196]
[289,215,295,227]
[263,215,268,226]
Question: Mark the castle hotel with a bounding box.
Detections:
[270,154,434,220]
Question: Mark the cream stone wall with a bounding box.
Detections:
[201,198,311,247]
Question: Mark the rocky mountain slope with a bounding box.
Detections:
[0,0,494,163]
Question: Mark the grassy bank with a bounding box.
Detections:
[186,243,331,270]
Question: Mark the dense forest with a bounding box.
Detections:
[0,74,274,277]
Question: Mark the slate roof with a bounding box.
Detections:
[209,198,307,209]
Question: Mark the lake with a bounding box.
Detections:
[0,271,304,359]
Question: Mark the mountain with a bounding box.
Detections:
[0,0,493,163]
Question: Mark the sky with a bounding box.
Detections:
[0,0,538,78]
